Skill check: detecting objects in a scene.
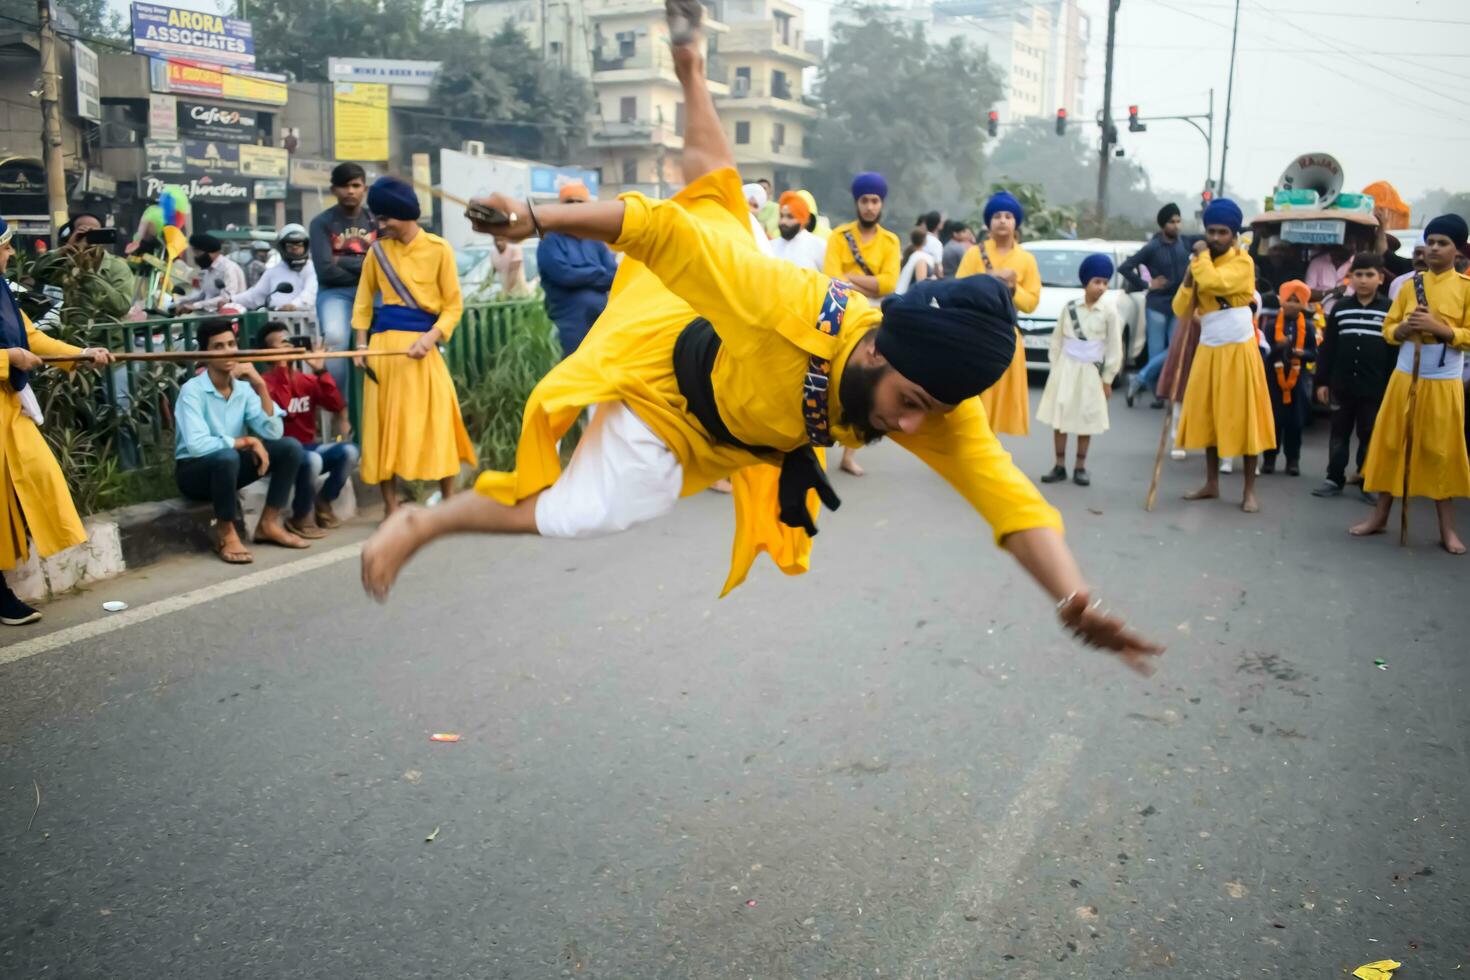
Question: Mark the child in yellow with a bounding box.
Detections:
[357,4,1162,671]
[1351,214,1470,554]
[0,217,113,625]
[956,191,1040,435]
[352,176,476,516]
[1173,198,1275,513]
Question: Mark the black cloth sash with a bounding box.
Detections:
[672,317,840,536]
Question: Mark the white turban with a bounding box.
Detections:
[743,182,767,209]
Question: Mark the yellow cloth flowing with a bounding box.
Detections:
[1361,267,1470,499]
[1173,246,1276,456]
[473,167,1062,594]
[822,220,902,296]
[0,315,87,570]
[956,240,1040,435]
[352,231,476,484]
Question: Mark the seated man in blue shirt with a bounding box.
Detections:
[174,318,319,563]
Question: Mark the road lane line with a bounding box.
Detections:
[900,733,1085,980]
[0,543,362,667]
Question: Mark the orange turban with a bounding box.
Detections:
[1362,181,1410,230]
[1278,279,1310,305]
[778,190,810,225]
[559,182,590,203]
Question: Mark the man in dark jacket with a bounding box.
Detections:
[309,162,375,389]
[538,181,618,356]
[1120,203,1193,407]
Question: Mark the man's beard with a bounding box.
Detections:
[1208,239,1231,258]
[858,212,880,230]
[838,356,889,445]
[779,223,799,241]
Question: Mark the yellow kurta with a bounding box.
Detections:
[823,220,902,297]
[1362,268,1470,499]
[1,316,86,570]
[956,241,1040,435]
[473,167,1062,594]
[352,231,476,483]
[1173,247,1276,457]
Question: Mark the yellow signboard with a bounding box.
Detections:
[239,144,289,178]
[333,82,389,162]
[224,71,288,105]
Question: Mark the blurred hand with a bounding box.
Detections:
[1315,385,1330,406]
[1056,590,1165,676]
[1191,240,1208,256]
[988,267,1018,290]
[334,414,353,440]
[306,338,327,374]
[248,437,270,475]
[7,347,42,371]
[81,347,114,367]
[1102,382,1112,398]
[467,194,534,241]
[353,350,367,371]
[407,334,436,360]
[231,362,264,386]
[1148,276,1170,291]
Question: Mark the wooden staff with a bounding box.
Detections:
[1144,290,1198,512]
[1401,271,1430,546]
[39,348,411,365]
[407,177,514,227]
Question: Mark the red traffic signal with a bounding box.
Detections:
[1128,104,1146,133]
[1055,108,1067,136]
[987,110,998,137]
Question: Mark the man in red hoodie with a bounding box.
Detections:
[260,322,359,533]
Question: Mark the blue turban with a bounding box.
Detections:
[368,176,421,222]
[1424,213,1469,251]
[1078,253,1114,285]
[1201,197,1244,232]
[876,275,1018,405]
[851,172,888,201]
[984,191,1024,228]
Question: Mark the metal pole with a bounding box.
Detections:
[1206,87,1214,192]
[37,0,69,243]
[1218,0,1241,197]
[1095,0,1120,230]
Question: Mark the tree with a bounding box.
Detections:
[0,0,126,40]
[240,0,459,81]
[808,8,1002,226]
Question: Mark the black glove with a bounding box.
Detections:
[777,446,841,536]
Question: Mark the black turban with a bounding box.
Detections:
[189,232,221,252]
[368,176,421,222]
[1425,213,1469,251]
[875,275,1018,405]
[1157,202,1180,227]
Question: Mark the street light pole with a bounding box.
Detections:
[1218,0,1241,197]
[1095,0,1120,230]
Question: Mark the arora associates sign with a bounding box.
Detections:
[131,2,255,69]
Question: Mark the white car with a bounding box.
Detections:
[1016,239,1149,374]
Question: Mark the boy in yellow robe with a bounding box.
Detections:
[1351,214,1470,554]
[352,176,477,517]
[358,0,1161,670]
[0,217,114,625]
[956,191,1040,435]
[823,171,901,476]
[1173,198,1276,513]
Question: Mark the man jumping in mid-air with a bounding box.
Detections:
[360,0,1162,671]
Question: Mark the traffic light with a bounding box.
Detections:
[987,110,998,138]
[1201,185,1214,214]
[1128,105,1146,133]
[1055,108,1067,136]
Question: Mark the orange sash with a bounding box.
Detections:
[1272,310,1307,404]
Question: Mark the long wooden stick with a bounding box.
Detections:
[1400,338,1422,546]
[39,348,411,365]
[1145,296,1197,511]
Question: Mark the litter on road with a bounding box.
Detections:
[1353,960,1401,980]
[430,733,461,743]
[102,601,128,612]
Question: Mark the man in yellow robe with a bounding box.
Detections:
[956,191,1040,436]
[1172,198,1276,513]
[359,1,1161,670]
[0,217,113,625]
[1351,214,1470,554]
[352,176,477,517]
[823,171,901,477]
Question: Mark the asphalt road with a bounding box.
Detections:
[3,392,1467,979]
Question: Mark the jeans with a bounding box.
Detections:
[1140,308,1177,392]
[1324,390,1379,486]
[316,286,357,392]
[176,439,309,523]
[1264,370,1311,464]
[303,441,360,513]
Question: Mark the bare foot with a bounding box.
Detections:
[710,478,733,494]
[254,519,310,549]
[361,504,427,603]
[1349,518,1386,537]
[840,450,866,477]
[1183,484,1218,501]
[1442,530,1467,555]
[1241,493,1260,514]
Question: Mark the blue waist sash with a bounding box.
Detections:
[371,304,438,334]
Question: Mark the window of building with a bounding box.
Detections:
[774,9,792,45]
[772,122,786,150]
[618,32,636,58]
[734,65,752,96]
[622,159,639,184]
[735,121,750,144]
[620,96,637,123]
[771,69,790,100]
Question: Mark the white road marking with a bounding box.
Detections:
[0,543,362,668]
[901,733,1085,980]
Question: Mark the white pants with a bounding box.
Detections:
[534,401,684,538]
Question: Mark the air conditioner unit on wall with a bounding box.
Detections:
[462,140,485,157]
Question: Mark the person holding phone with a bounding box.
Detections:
[29,213,136,321]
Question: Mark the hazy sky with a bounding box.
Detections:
[115,0,1470,207]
